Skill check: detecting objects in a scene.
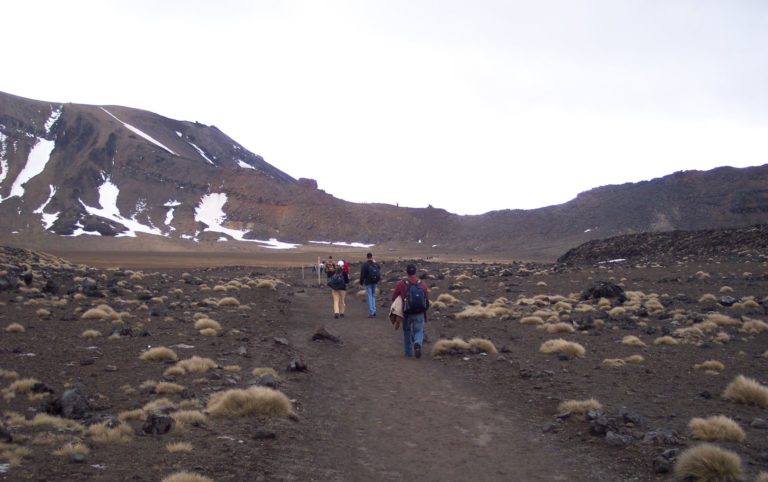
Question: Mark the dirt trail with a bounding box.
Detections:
[280,285,607,481]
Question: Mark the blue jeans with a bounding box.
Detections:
[402,313,425,356]
[365,283,377,315]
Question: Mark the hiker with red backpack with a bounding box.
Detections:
[391,263,429,358]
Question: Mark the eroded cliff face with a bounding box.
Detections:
[2,90,768,260]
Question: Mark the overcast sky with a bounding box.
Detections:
[4,0,767,215]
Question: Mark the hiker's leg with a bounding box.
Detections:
[365,284,376,315]
[402,317,413,356]
[339,290,346,314]
[412,313,425,347]
[331,290,340,314]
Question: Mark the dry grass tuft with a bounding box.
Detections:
[86,421,133,443]
[719,286,733,294]
[3,378,40,399]
[673,443,742,482]
[520,316,545,326]
[218,297,240,307]
[81,329,102,338]
[166,442,194,453]
[431,337,471,356]
[695,360,725,372]
[0,368,19,379]
[81,304,120,321]
[175,356,218,374]
[199,328,218,337]
[699,293,717,303]
[621,335,646,347]
[206,386,293,418]
[118,409,146,422]
[436,293,461,305]
[155,382,186,394]
[161,472,214,482]
[558,398,602,414]
[454,304,511,319]
[722,375,768,407]
[624,354,645,363]
[608,307,626,319]
[741,318,768,334]
[539,322,575,334]
[539,339,586,357]
[171,410,208,429]
[252,367,279,378]
[602,358,626,368]
[140,346,178,362]
[223,365,241,373]
[706,313,741,327]
[689,415,746,442]
[653,335,680,345]
[193,318,221,331]
[52,442,90,457]
[5,323,25,333]
[256,279,277,290]
[468,338,498,354]
[164,366,187,377]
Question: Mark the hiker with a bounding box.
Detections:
[324,256,336,279]
[391,263,429,358]
[359,252,381,317]
[328,260,350,319]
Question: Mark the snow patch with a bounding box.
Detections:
[0,131,8,188]
[584,229,592,233]
[599,258,627,264]
[164,200,181,207]
[188,141,214,165]
[194,193,298,249]
[237,160,255,170]
[33,185,59,230]
[176,131,183,137]
[309,240,375,248]
[45,107,62,133]
[7,137,56,199]
[101,108,178,156]
[80,177,164,237]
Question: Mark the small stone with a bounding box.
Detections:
[0,426,12,443]
[718,296,737,307]
[69,453,86,464]
[273,337,289,346]
[605,431,631,447]
[542,422,558,433]
[80,358,96,366]
[312,326,340,343]
[652,456,672,474]
[253,430,276,440]
[661,448,680,460]
[288,358,308,372]
[104,365,118,372]
[252,374,279,389]
[699,390,712,399]
[751,418,768,429]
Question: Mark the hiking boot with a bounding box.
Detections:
[414,343,422,359]
[340,313,344,318]
[334,314,339,319]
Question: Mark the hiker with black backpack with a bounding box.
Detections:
[391,263,429,358]
[359,252,381,318]
[327,260,350,319]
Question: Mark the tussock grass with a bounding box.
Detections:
[695,360,725,372]
[3,378,40,399]
[155,382,186,394]
[430,300,447,311]
[252,367,279,378]
[539,339,586,357]
[695,271,711,280]
[174,356,218,374]
[199,328,218,337]
[602,358,626,368]
[81,329,102,338]
[27,413,84,431]
[223,365,241,373]
[52,442,90,457]
[722,375,768,407]
[553,301,572,313]
[689,416,746,442]
[166,442,193,453]
[644,300,664,313]
[171,410,208,429]
[706,313,741,327]
[520,316,545,326]
[143,398,177,413]
[81,304,120,321]
[621,335,646,347]
[468,338,497,354]
[194,318,221,330]
[0,369,19,379]
[206,386,293,418]
[698,293,717,303]
[218,297,240,307]
[713,332,731,344]
[0,442,31,467]
[455,305,511,319]
[741,318,768,334]
[539,322,574,334]
[624,354,644,363]
[608,307,626,319]
[162,471,214,482]
[431,338,471,356]
[558,398,602,414]
[256,279,277,290]
[118,409,146,422]
[719,286,733,294]
[674,443,742,482]
[5,323,25,333]
[86,421,133,443]
[140,347,178,362]
[36,308,51,318]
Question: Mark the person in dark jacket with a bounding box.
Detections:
[359,252,380,317]
[328,260,350,319]
[391,263,429,358]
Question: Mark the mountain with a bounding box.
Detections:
[2,91,768,260]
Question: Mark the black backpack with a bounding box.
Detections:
[327,271,345,290]
[403,279,427,314]
[367,263,381,284]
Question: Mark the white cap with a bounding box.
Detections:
[338,260,344,266]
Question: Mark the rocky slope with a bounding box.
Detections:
[2,91,768,260]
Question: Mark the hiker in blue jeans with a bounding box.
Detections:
[391,263,429,358]
[359,252,381,317]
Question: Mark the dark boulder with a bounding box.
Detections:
[580,281,627,303]
[142,413,174,435]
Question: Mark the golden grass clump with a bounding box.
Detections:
[81,304,120,321]
[653,335,677,346]
[719,286,733,294]
[602,358,626,368]
[539,339,586,357]
[52,442,90,457]
[673,443,742,482]
[252,367,279,378]
[689,415,746,442]
[218,297,240,307]
[706,313,741,327]
[118,409,146,422]
[199,328,218,337]
[608,307,625,319]
[3,378,40,399]
[164,366,187,377]
[256,279,277,290]
[740,318,768,334]
[553,301,572,313]
[36,308,51,318]
[557,398,602,414]
[621,335,646,347]
[155,382,186,394]
[468,338,498,354]
[431,337,471,356]
[171,410,208,429]
[162,472,214,482]
[539,322,575,334]
[0,442,31,467]
[722,375,768,407]
[644,300,664,313]
[174,356,218,374]
[430,300,447,311]
[756,471,768,482]
[166,442,194,453]
[27,413,84,431]
[695,360,725,372]
[712,332,731,344]
[194,318,221,330]
[81,329,102,338]
[624,354,644,363]
[5,323,25,333]
[698,293,717,303]
[143,398,177,413]
[223,365,241,373]
[139,346,178,362]
[0,368,19,379]
[206,386,293,418]
[520,316,545,326]
[86,421,133,443]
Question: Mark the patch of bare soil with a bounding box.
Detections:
[1,247,767,481]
